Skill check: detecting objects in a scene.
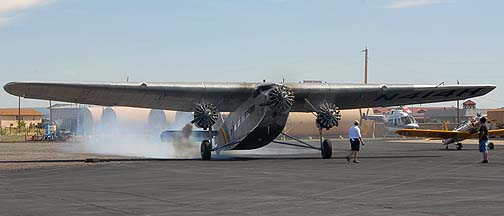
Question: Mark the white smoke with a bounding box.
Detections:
[62,109,200,159]
[60,107,318,159]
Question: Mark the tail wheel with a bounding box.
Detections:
[200,140,212,160]
[321,139,332,159]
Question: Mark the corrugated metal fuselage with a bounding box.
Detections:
[215,85,290,150]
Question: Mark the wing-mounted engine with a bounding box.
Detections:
[267,85,295,112]
[315,102,341,130]
[191,102,218,130]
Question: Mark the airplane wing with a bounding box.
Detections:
[396,129,473,140]
[489,129,504,137]
[4,82,495,112]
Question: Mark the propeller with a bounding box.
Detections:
[267,85,295,112]
[191,102,218,130]
[316,102,341,130]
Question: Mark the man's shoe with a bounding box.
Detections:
[480,160,489,164]
[353,160,360,163]
[345,156,351,163]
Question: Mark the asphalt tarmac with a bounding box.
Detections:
[1,139,504,216]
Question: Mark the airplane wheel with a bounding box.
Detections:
[445,145,449,150]
[488,142,495,150]
[321,139,332,159]
[200,140,212,160]
[456,143,463,150]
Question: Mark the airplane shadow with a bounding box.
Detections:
[0,155,441,163]
[210,155,441,161]
[0,158,197,164]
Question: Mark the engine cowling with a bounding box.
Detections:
[191,103,218,130]
[316,102,341,130]
[267,85,295,112]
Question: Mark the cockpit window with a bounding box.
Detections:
[401,116,416,125]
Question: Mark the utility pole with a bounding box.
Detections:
[49,100,53,126]
[18,96,21,132]
[363,47,368,84]
[361,47,374,137]
[456,80,460,124]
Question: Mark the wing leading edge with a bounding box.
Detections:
[4,81,495,112]
[289,83,495,111]
[396,128,504,140]
[3,82,256,112]
[396,129,473,140]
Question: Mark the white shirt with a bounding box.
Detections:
[349,125,361,139]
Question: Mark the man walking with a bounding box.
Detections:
[479,117,490,163]
[346,120,364,163]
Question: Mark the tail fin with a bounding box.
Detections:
[401,106,412,114]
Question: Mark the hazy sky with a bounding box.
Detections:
[0,0,502,108]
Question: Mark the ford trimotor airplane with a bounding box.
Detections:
[363,106,419,133]
[4,81,495,160]
[396,113,504,150]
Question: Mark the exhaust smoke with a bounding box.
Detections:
[62,108,200,159]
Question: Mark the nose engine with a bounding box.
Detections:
[267,85,295,112]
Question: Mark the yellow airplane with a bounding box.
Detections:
[396,114,504,150]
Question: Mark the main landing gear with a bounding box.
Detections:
[200,140,212,160]
[445,142,463,150]
[192,102,219,160]
[272,100,339,159]
[321,138,332,159]
[272,127,334,159]
[455,143,463,150]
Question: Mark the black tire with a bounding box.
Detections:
[456,143,463,150]
[321,139,332,159]
[200,140,212,160]
[488,142,495,150]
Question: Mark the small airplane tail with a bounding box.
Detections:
[401,106,412,114]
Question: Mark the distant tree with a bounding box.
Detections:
[18,120,26,133]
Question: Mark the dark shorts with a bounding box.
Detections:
[479,140,488,153]
[350,139,360,151]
